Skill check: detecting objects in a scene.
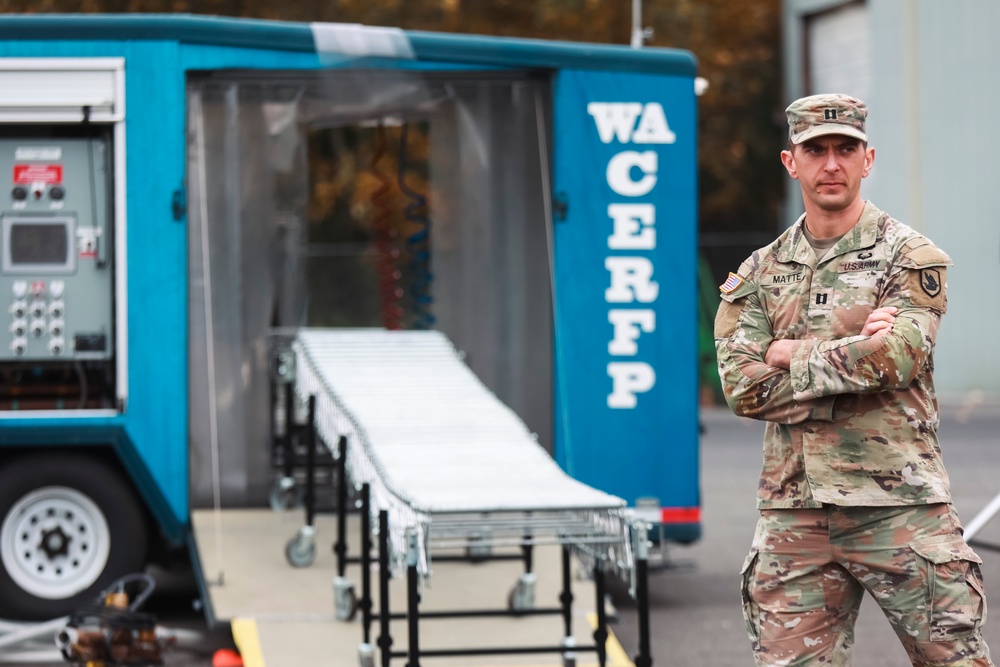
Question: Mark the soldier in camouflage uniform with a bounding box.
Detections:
[715,93,993,666]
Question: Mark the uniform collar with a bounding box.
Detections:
[777,200,881,265]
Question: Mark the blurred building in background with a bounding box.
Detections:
[782,0,1000,401]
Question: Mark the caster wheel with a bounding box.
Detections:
[507,573,536,612]
[562,637,577,667]
[465,530,492,562]
[334,576,358,621]
[269,477,304,511]
[358,642,375,667]
[285,528,316,568]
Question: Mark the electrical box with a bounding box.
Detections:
[0,137,113,361]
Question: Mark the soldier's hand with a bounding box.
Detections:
[861,306,897,337]
[764,339,799,369]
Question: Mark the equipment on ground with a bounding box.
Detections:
[57,574,167,667]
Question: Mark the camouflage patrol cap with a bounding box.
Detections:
[785,93,868,145]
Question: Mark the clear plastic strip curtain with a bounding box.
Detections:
[186,70,553,508]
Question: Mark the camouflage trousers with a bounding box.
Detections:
[741,503,993,666]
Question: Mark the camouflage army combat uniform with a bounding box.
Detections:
[715,201,992,666]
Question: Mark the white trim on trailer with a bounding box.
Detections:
[0,58,124,123]
[0,409,117,419]
[113,65,128,412]
[309,23,415,59]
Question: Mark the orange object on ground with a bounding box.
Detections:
[212,648,244,667]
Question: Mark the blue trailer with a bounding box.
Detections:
[0,14,699,620]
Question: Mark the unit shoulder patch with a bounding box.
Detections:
[907,265,947,312]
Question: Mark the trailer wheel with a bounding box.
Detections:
[0,454,148,620]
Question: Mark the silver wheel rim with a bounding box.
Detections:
[1,486,111,599]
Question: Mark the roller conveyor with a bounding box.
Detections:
[293,329,633,567]
[282,328,653,667]
[295,329,622,513]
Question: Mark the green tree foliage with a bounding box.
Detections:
[0,0,784,234]
[650,1,785,233]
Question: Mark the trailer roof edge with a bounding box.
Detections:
[0,13,697,76]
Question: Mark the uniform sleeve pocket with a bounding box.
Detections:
[716,278,755,339]
[910,535,986,642]
[715,300,745,339]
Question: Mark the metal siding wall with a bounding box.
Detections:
[784,0,1000,398]
[807,3,871,100]
[910,1,1000,398]
[858,0,1000,398]
[864,0,911,228]
[807,4,891,214]
[781,0,864,228]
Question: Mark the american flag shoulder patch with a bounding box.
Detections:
[719,272,744,294]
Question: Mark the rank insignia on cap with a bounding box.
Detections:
[720,272,744,294]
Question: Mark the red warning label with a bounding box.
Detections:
[13,164,63,184]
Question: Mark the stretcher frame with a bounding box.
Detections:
[271,329,654,666]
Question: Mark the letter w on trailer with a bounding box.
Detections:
[0,13,699,664]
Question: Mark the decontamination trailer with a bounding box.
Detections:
[0,14,699,622]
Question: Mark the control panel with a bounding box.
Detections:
[0,138,112,361]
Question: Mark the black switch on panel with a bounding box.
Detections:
[74,333,107,352]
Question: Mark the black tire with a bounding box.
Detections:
[0,453,149,620]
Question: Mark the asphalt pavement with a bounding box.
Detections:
[610,402,1000,667]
